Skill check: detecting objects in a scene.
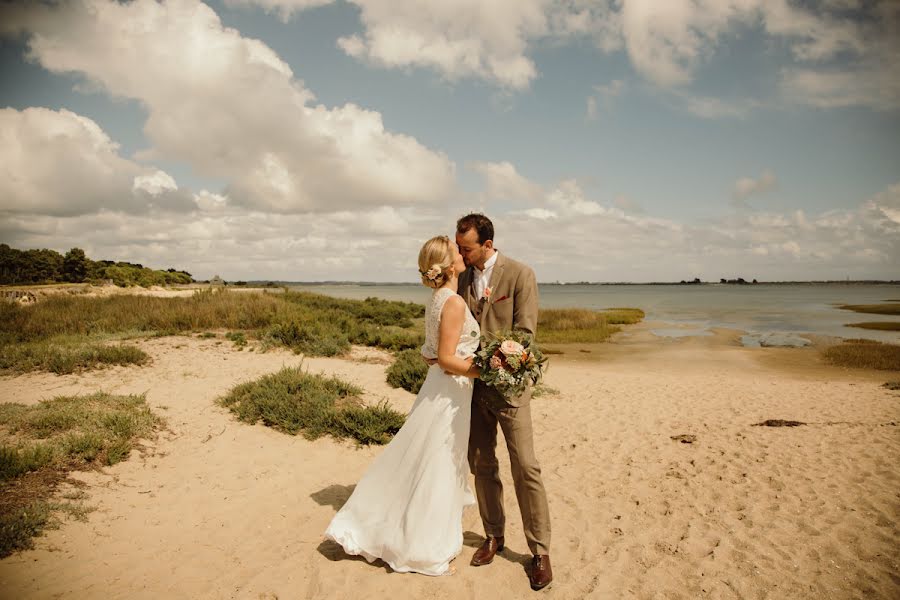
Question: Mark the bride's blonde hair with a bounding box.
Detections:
[418,236,454,289]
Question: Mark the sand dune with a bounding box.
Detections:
[0,328,897,599]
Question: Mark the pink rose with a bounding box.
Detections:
[500,340,525,356]
[489,355,503,369]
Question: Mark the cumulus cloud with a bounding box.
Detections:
[4,174,898,281]
[0,107,188,216]
[222,0,899,112]
[1,0,456,213]
[733,170,778,202]
[619,0,899,111]
[497,181,899,281]
[336,0,550,90]
[470,161,543,203]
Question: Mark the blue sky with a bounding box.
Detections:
[1,0,898,282]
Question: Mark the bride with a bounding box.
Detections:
[324,235,481,576]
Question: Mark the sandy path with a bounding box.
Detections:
[0,333,897,599]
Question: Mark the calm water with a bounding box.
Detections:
[289,283,900,343]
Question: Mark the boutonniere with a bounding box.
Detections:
[481,286,492,302]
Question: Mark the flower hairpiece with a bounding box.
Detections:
[422,263,442,281]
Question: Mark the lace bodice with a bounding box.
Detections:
[421,287,480,360]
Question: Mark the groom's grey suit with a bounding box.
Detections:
[459,252,551,556]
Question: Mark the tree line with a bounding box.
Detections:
[0,244,194,287]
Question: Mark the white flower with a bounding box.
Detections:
[500,340,525,356]
[424,263,442,280]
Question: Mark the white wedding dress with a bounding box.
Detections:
[324,287,480,576]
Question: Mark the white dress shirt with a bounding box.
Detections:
[475,251,498,300]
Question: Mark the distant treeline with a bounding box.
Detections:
[0,244,193,287]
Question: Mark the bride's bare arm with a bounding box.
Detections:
[437,295,480,378]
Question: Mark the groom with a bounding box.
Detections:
[455,213,553,591]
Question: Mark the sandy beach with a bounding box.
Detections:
[0,324,897,599]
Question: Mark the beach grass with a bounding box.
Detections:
[537,307,644,343]
[0,289,426,366]
[837,303,900,315]
[0,336,149,374]
[386,349,430,394]
[218,366,404,445]
[0,392,162,556]
[845,322,900,331]
[822,339,900,371]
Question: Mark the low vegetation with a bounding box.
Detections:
[837,303,900,315]
[537,307,644,344]
[218,366,405,445]
[386,349,430,394]
[845,322,900,331]
[0,337,148,374]
[822,339,900,371]
[0,289,426,371]
[0,392,162,557]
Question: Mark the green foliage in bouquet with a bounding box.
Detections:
[474,330,548,398]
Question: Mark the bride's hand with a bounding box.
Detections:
[463,358,481,379]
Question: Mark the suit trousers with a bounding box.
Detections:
[468,381,551,556]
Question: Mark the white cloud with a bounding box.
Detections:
[3,177,897,281]
[546,180,607,216]
[733,170,777,201]
[2,0,456,213]
[220,0,900,112]
[470,161,543,203]
[133,171,178,196]
[336,0,549,90]
[0,107,188,216]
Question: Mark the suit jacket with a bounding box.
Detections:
[459,252,539,408]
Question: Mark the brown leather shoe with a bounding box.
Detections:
[529,555,552,590]
[470,536,504,566]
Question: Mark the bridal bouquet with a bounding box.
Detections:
[474,331,547,398]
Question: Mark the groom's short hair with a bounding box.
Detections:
[456,213,494,244]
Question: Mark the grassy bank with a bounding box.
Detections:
[845,322,900,331]
[822,339,900,371]
[0,337,148,374]
[218,366,405,445]
[0,392,162,556]
[0,289,425,371]
[837,303,900,315]
[537,307,644,344]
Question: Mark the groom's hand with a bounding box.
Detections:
[424,357,438,366]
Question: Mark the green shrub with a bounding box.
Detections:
[262,320,350,356]
[0,501,53,557]
[0,339,149,375]
[0,443,57,481]
[225,331,247,348]
[218,366,404,445]
[0,392,160,556]
[331,402,406,445]
[386,349,429,394]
